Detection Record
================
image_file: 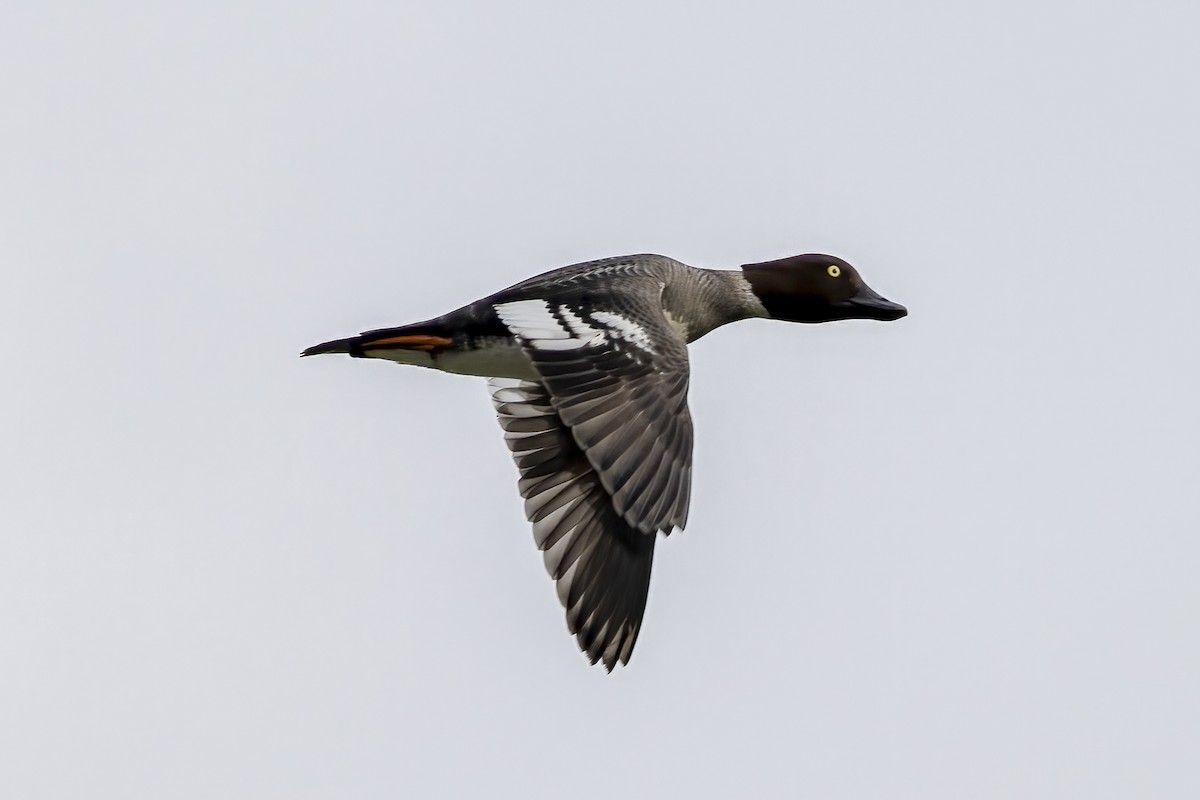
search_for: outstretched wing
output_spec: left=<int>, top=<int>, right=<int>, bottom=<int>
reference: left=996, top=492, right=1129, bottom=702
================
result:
left=493, top=287, right=693, bottom=535
left=490, top=379, right=656, bottom=669
left=488, top=280, right=693, bottom=668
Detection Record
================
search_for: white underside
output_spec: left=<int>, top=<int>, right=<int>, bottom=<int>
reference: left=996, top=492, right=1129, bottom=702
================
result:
left=363, top=338, right=540, bottom=381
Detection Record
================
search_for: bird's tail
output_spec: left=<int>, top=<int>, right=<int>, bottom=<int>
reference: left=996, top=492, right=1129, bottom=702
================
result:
left=301, top=336, right=359, bottom=357
left=301, top=324, right=454, bottom=358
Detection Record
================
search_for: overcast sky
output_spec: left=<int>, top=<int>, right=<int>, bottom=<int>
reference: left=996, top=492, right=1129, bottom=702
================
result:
left=3, top=2, right=1199, bottom=798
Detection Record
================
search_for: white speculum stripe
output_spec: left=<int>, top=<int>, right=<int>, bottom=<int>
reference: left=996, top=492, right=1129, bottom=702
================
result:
left=590, top=311, right=655, bottom=353
left=495, top=300, right=570, bottom=339
left=496, top=299, right=661, bottom=356
left=557, top=305, right=602, bottom=339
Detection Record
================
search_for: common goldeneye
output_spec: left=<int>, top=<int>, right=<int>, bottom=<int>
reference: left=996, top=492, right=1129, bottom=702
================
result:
left=304, top=253, right=906, bottom=669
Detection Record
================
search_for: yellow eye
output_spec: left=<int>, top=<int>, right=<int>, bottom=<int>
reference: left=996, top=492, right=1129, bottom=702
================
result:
left=827, top=265, right=841, bottom=278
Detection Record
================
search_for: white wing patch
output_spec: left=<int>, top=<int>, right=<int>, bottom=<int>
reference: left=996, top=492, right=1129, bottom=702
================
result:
left=557, top=305, right=601, bottom=340
left=494, top=299, right=572, bottom=342
left=495, top=299, right=612, bottom=352
left=590, top=311, right=655, bottom=354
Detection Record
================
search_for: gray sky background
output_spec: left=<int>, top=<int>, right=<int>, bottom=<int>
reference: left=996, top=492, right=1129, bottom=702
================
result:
left=3, top=2, right=1198, bottom=797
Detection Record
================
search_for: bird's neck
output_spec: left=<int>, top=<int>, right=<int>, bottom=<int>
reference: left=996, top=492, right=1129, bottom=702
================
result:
left=663, top=268, right=770, bottom=343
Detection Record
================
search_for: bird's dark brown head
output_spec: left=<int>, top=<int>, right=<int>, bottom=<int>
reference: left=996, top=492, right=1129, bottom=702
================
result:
left=741, top=254, right=907, bottom=323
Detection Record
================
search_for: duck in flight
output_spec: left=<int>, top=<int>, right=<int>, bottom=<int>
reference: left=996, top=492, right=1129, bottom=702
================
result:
left=304, top=253, right=906, bottom=670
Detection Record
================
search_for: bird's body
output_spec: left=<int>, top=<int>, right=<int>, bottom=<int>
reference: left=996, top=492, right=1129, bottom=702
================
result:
left=305, top=252, right=906, bottom=669
left=308, top=255, right=764, bottom=378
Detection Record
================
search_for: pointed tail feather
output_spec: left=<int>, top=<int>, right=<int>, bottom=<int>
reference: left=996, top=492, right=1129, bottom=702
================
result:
left=302, top=326, right=454, bottom=358
left=301, top=336, right=360, bottom=357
